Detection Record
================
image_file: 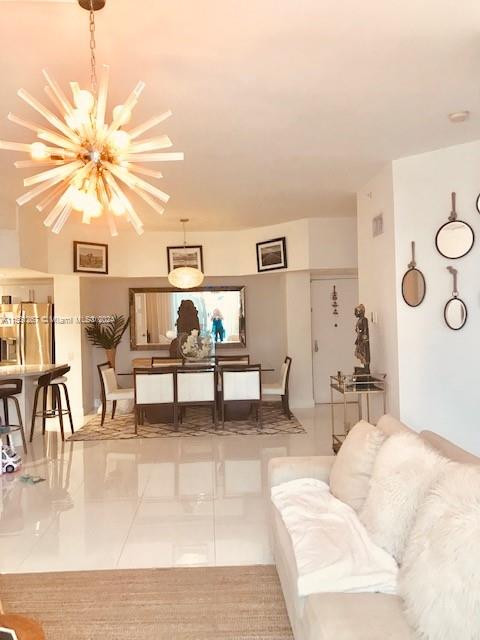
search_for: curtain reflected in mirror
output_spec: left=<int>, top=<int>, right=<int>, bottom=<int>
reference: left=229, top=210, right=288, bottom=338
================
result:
left=129, top=287, right=246, bottom=350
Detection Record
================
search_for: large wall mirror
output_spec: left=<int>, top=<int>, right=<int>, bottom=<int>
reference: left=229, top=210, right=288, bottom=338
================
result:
left=129, top=286, right=246, bottom=350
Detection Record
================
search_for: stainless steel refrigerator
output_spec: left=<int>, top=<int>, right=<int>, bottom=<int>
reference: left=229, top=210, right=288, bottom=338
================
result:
left=0, top=303, right=54, bottom=365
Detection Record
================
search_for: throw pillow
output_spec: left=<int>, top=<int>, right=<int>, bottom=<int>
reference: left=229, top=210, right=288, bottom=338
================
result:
left=399, top=463, right=480, bottom=640
left=359, top=432, right=449, bottom=563
left=329, top=420, right=386, bottom=512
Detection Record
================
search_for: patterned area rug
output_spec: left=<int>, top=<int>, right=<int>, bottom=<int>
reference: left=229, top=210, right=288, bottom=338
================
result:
left=68, top=402, right=305, bottom=441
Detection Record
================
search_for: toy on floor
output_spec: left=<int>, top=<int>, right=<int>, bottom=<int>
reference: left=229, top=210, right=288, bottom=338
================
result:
left=1, top=446, right=21, bottom=474
left=20, top=475, right=45, bottom=485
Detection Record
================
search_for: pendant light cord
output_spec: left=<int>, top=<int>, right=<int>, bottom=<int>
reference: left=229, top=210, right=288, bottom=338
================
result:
left=89, top=0, right=98, bottom=95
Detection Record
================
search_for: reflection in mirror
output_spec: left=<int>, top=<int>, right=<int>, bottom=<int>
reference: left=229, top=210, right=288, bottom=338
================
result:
left=436, top=221, right=474, bottom=259
left=402, top=269, right=426, bottom=307
left=444, top=297, right=467, bottom=331
left=130, top=287, right=246, bottom=350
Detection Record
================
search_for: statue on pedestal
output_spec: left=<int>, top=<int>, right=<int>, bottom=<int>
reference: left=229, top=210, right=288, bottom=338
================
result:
left=354, top=304, right=370, bottom=376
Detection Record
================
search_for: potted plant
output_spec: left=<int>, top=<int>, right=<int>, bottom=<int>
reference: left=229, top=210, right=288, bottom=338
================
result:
left=84, top=314, right=130, bottom=370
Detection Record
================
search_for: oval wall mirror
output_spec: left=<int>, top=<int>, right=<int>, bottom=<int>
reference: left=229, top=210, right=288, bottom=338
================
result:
left=401, top=241, right=426, bottom=307
left=444, top=267, right=467, bottom=330
left=435, top=192, right=474, bottom=259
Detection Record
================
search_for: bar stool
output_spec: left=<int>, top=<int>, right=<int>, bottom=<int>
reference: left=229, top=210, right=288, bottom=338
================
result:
left=0, top=379, right=27, bottom=453
left=29, top=365, right=74, bottom=442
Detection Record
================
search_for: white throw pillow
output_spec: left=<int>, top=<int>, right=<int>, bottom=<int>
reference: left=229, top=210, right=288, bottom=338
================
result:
left=329, top=420, right=386, bottom=512
left=399, top=463, right=480, bottom=640
left=359, top=432, right=449, bottom=563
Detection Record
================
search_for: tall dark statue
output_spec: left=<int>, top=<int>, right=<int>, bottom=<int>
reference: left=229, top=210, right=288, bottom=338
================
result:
left=354, top=304, right=370, bottom=375
left=169, top=299, right=200, bottom=357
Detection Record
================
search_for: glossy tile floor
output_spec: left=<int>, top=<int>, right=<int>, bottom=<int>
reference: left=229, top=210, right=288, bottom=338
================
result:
left=0, top=405, right=337, bottom=574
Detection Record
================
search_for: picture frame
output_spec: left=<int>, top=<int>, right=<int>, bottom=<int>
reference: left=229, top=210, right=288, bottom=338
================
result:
left=167, top=245, right=204, bottom=272
left=73, top=241, right=109, bottom=274
left=256, top=237, right=288, bottom=272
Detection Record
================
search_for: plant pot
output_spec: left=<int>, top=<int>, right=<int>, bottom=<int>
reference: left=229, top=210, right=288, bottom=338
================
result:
left=106, top=348, right=116, bottom=370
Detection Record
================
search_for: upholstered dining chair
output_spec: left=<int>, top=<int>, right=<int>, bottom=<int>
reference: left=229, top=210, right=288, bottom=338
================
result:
left=220, top=364, right=262, bottom=428
left=98, top=362, right=134, bottom=426
left=215, top=354, right=250, bottom=366
left=176, top=366, right=217, bottom=426
left=262, top=356, right=292, bottom=419
left=134, top=367, right=177, bottom=433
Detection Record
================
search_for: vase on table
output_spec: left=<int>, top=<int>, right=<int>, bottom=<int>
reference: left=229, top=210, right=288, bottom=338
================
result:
left=179, top=330, right=215, bottom=362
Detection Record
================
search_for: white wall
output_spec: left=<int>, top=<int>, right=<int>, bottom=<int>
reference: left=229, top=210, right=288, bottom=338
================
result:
left=393, top=140, right=480, bottom=453
left=356, top=165, right=400, bottom=414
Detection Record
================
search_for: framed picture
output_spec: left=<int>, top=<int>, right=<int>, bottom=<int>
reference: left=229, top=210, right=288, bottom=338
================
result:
left=167, top=245, right=204, bottom=272
left=256, top=237, right=288, bottom=272
left=73, top=241, right=108, bottom=274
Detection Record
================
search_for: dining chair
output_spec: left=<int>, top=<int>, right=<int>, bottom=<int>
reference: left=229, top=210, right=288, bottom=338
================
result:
left=98, top=362, right=134, bottom=426
left=134, top=367, right=177, bottom=433
left=176, top=366, right=217, bottom=426
left=262, top=356, right=293, bottom=419
left=220, top=364, right=262, bottom=428
left=215, top=354, right=250, bottom=366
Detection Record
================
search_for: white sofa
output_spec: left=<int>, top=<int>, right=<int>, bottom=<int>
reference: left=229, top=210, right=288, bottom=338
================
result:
left=268, top=415, right=479, bottom=640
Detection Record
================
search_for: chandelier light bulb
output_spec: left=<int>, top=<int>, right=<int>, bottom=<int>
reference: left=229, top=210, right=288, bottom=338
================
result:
left=83, top=193, right=102, bottom=218
left=74, top=89, right=95, bottom=113
left=30, top=142, right=49, bottom=160
left=70, top=187, right=87, bottom=212
left=109, top=130, right=131, bottom=152
left=110, top=194, right=126, bottom=216
left=113, top=105, right=131, bottom=126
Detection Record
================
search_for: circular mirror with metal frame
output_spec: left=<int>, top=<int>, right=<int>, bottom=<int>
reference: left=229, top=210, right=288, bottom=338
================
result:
left=444, top=266, right=467, bottom=330
left=435, top=192, right=474, bottom=259
left=401, top=241, right=426, bottom=307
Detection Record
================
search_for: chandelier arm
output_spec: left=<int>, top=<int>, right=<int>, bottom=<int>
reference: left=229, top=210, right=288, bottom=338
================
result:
left=124, top=152, right=184, bottom=163
left=97, top=178, right=119, bottom=237
left=36, top=181, right=70, bottom=212
left=128, top=111, right=172, bottom=140
left=17, top=89, right=80, bottom=143
left=104, top=82, right=146, bottom=137
left=44, top=86, right=68, bottom=118
left=8, top=112, right=70, bottom=141
left=17, top=174, right=75, bottom=206
left=43, top=186, right=76, bottom=227
left=129, top=184, right=165, bottom=216
left=37, top=131, right=85, bottom=153
left=122, top=163, right=163, bottom=180
left=42, top=69, right=74, bottom=117
left=23, top=160, right=84, bottom=188
left=102, top=172, right=144, bottom=234
left=106, top=162, right=170, bottom=203
left=51, top=203, right=73, bottom=234
left=14, top=159, right=65, bottom=169
left=128, top=135, right=173, bottom=154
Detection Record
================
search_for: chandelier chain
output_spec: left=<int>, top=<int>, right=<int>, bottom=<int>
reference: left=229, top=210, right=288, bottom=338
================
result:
left=89, top=0, right=97, bottom=95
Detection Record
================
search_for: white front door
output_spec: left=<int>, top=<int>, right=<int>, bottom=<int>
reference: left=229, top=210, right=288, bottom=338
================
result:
left=311, top=278, right=359, bottom=403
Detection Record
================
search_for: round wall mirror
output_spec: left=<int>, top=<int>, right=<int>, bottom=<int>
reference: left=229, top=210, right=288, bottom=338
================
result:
left=436, top=221, right=474, bottom=259
left=444, top=297, right=467, bottom=331
left=402, top=268, right=426, bottom=307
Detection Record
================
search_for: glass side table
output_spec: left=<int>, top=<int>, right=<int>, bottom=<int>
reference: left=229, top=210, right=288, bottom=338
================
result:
left=330, top=373, right=387, bottom=454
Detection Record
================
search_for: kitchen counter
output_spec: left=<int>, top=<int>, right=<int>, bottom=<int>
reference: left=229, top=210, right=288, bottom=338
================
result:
left=0, top=364, right=65, bottom=378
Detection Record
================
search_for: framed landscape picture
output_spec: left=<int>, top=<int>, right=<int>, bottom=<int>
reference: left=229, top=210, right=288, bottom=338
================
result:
left=73, top=241, right=109, bottom=274
left=256, top=237, right=288, bottom=272
left=167, top=245, right=204, bottom=272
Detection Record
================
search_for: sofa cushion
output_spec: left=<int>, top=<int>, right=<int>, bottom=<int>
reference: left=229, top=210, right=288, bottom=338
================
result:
left=376, top=414, right=413, bottom=437
left=399, top=463, right=480, bottom=640
left=329, top=420, right=386, bottom=511
left=359, top=432, right=449, bottom=563
left=303, top=592, right=414, bottom=640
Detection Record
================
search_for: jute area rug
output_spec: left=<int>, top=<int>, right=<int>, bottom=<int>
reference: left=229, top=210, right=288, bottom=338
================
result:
left=0, top=565, right=293, bottom=640
left=68, top=402, right=305, bottom=441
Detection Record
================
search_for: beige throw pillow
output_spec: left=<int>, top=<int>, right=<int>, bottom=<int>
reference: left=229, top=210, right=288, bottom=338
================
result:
left=329, top=420, right=386, bottom=512
left=399, top=463, right=480, bottom=639
left=359, top=432, right=449, bottom=563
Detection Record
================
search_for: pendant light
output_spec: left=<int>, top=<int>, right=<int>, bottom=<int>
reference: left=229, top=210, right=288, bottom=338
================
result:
left=0, top=0, right=183, bottom=236
left=168, top=219, right=204, bottom=289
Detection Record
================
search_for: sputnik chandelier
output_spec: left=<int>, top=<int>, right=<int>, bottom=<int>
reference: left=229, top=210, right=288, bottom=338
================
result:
left=0, top=0, right=183, bottom=236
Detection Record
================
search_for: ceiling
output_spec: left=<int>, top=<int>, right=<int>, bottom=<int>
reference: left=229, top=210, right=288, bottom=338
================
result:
left=0, top=0, right=480, bottom=230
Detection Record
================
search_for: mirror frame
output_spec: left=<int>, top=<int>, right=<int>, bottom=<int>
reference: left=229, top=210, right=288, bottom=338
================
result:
left=435, top=220, right=475, bottom=260
left=401, top=268, right=426, bottom=308
left=444, top=296, right=468, bottom=331
left=129, top=286, right=247, bottom=351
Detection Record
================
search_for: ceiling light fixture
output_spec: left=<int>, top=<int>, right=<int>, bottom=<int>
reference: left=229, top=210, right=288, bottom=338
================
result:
left=0, top=0, right=183, bottom=236
left=168, top=219, right=204, bottom=289
left=448, top=111, right=470, bottom=123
